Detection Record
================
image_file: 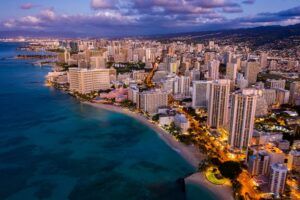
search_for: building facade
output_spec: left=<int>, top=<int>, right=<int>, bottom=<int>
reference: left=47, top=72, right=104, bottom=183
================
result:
left=229, top=89, right=257, bottom=150
left=207, top=79, right=231, bottom=129
left=68, top=68, right=112, bottom=94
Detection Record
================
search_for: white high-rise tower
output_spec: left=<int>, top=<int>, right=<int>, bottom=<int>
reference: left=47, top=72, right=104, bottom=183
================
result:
left=207, top=79, right=231, bottom=129
left=229, top=89, right=258, bottom=150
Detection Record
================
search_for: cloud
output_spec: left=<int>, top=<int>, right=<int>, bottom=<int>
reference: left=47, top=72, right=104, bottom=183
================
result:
left=242, top=0, right=255, bottom=4
left=91, top=0, right=117, bottom=9
left=236, top=6, right=300, bottom=26
left=1, top=1, right=300, bottom=36
left=20, top=3, right=38, bottom=10
left=222, top=6, right=243, bottom=13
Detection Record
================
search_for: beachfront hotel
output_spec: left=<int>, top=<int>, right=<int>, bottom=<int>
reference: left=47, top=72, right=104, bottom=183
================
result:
left=68, top=68, right=113, bottom=94
left=138, top=90, right=169, bottom=114
left=207, top=79, right=231, bottom=129
left=228, top=89, right=258, bottom=150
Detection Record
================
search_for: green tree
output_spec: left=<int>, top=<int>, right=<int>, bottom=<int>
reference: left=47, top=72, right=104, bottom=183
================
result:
left=168, top=122, right=181, bottom=136
left=219, top=161, right=242, bottom=180
left=198, top=159, right=210, bottom=172
left=152, top=114, right=159, bottom=122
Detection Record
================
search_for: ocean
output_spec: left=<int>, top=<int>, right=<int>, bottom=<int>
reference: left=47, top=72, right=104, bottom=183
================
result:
left=0, top=42, right=217, bottom=200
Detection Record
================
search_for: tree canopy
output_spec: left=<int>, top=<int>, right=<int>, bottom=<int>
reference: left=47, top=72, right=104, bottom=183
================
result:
left=218, top=161, right=242, bottom=180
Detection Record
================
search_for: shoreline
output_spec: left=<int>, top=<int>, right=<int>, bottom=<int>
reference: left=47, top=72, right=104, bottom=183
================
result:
left=83, top=101, right=204, bottom=168
left=83, top=102, right=233, bottom=200
left=185, top=173, right=234, bottom=200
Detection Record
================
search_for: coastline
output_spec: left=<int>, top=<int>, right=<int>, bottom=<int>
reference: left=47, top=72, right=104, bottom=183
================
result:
left=83, top=102, right=233, bottom=200
left=185, top=173, right=234, bottom=200
left=83, top=101, right=204, bottom=168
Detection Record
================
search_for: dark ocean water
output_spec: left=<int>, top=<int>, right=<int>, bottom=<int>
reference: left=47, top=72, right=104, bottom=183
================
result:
left=0, top=42, right=217, bottom=200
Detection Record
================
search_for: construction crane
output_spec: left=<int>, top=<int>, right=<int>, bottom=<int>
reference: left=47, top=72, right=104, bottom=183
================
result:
left=144, top=56, right=161, bottom=88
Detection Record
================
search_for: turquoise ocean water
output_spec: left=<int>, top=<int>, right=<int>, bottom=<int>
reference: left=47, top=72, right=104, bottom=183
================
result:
left=0, top=42, right=217, bottom=200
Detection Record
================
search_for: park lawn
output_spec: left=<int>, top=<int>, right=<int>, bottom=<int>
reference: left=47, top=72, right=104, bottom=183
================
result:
left=205, top=167, right=226, bottom=185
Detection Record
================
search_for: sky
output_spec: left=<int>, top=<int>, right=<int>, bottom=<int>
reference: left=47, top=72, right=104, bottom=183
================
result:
left=0, top=0, right=300, bottom=37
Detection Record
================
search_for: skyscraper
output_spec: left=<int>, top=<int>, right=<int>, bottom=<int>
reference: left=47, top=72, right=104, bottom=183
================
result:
left=192, top=81, right=211, bottom=108
left=178, top=75, right=190, bottom=97
left=208, top=60, right=220, bottom=80
left=226, top=62, right=238, bottom=81
left=245, top=61, right=260, bottom=85
left=229, top=89, right=257, bottom=150
left=139, top=90, right=169, bottom=114
left=207, top=79, right=231, bottom=129
left=90, top=56, right=106, bottom=69
left=260, top=52, right=268, bottom=69
left=269, top=163, right=287, bottom=197
left=68, top=68, right=112, bottom=94
left=287, top=149, right=300, bottom=172
left=290, top=81, right=300, bottom=105
left=248, top=150, right=270, bottom=176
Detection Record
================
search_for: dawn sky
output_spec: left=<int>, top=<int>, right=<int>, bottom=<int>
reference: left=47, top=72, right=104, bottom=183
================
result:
left=0, top=0, right=300, bottom=37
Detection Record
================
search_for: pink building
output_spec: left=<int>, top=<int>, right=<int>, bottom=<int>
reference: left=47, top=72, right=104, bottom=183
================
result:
left=99, top=87, right=128, bottom=102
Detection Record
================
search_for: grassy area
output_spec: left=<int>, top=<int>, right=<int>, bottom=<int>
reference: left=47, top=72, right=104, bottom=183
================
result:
left=205, top=167, right=226, bottom=185
left=108, top=62, right=146, bottom=74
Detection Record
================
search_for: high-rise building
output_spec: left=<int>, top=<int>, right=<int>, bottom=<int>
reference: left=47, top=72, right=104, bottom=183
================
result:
left=275, top=89, right=290, bottom=105
left=262, top=89, right=277, bottom=106
left=255, top=90, right=268, bottom=117
left=226, top=62, right=237, bottom=81
left=260, top=52, right=268, bottom=69
left=289, top=81, right=300, bottom=105
left=190, top=69, right=201, bottom=81
left=232, top=57, right=241, bottom=71
left=68, top=68, right=112, bottom=94
left=208, top=60, right=220, bottom=80
left=178, top=75, right=190, bottom=97
left=58, top=50, right=70, bottom=63
left=236, top=73, right=249, bottom=89
left=139, top=90, right=168, bottom=114
left=192, top=81, right=211, bottom=108
left=90, top=56, right=106, bottom=69
left=128, top=85, right=139, bottom=104
left=208, top=41, right=215, bottom=49
left=207, top=79, right=230, bottom=129
left=267, top=79, right=286, bottom=90
left=248, top=150, right=270, bottom=176
left=245, top=61, right=260, bottom=85
left=269, top=163, right=287, bottom=197
left=287, top=150, right=300, bottom=172
left=224, top=52, right=232, bottom=64
left=229, top=89, right=257, bottom=150
left=168, top=61, right=179, bottom=74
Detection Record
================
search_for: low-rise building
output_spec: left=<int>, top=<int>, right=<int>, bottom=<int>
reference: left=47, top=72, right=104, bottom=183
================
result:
left=174, top=114, right=190, bottom=132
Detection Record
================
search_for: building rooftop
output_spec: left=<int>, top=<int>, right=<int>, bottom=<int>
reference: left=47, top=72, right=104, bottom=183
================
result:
left=271, top=163, right=287, bottom=171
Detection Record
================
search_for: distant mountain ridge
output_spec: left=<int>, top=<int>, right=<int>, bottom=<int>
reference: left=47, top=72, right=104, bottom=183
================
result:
left=151, top=23, right=300, bottom=50
left=1, top=23, right=300, bottom=50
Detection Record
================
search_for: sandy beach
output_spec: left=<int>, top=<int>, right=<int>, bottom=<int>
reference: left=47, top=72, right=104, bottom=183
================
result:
left=83, top=102, right=233, bottom=200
